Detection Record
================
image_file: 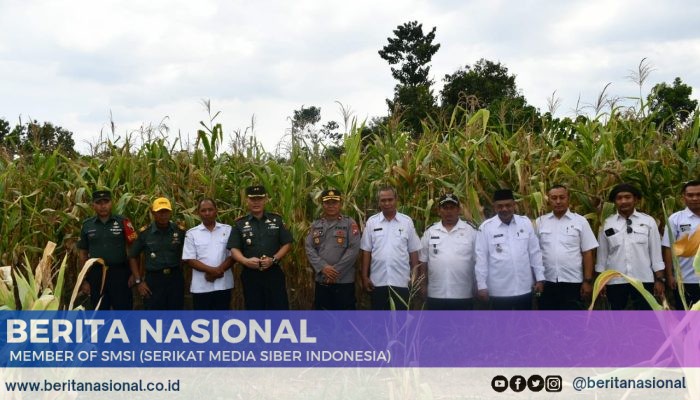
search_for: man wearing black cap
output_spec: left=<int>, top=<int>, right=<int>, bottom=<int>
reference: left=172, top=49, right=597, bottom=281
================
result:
left=305, top=189, right=361, bottom=310
left=596, top=183, right=665, bottom=310
left=128, top=197, right=186, bottom=310
left=475, top=189, right=545, bottom=310
left=418, top=193, right=478, bottom=310
left=77, top=190, right=138, bottom=310
left=228, top=185, right=293, bottom=310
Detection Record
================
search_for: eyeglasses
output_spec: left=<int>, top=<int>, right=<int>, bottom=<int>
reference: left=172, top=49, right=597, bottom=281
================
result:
left=626, top=218, right=632, bottom=234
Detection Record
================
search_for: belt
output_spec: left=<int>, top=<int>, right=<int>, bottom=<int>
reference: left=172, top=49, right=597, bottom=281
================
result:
left=147, top=267, right=180, bottom=275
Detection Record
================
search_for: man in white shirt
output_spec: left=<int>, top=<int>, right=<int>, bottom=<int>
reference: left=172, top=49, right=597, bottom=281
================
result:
left=535, top=185, right=598, bottom=309
left=361, top=186, right=421, bottom=310
left=596, top=183, right=665, bottom=310
left=475, top=189, right=545, bottom=310
left=182, top=198, right=234, bottom=310
left=419, top=193, right=477, bottom=310
left=662, top=180, right=700, bottom=308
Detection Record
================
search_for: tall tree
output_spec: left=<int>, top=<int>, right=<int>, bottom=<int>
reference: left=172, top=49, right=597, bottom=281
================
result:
left=440, top=58, right=540, bottom=131
left=647, top=77, right=698, bottom=133
left=379, top=21, right=440, bottom=136
left=0, top=119, right=77, bottom=157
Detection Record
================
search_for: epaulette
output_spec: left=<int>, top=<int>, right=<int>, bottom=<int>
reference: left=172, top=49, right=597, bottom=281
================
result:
left=176, top=220, right=186, bottom=231
left=139, top=225, right=148, bottom=233
left=462, top=218, right=478, bottom=230
left=235, top=215, right=247, bottom=222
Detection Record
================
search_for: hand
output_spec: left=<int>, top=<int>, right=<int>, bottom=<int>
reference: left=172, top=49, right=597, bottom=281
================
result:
left=205, top=266, right=224, bottom=282
left=246, top=257, right=262, bottom=270
left=580, top=281, right=593, bottom=302
left=260, top=256, right=275, bottom=269
left=653, top=281, right=665, bottom=299
left=361, top=276, right=374, bottom=292
left=533, top=281, right=544, bottom=296
left=477, top=289, right=489, bottom=302
left=321, top=266, right=339, bottom=284
left=667, top=275, right=677, bottom=291
left=79, top=281, right=91, bottom=296
left=137, top=281, right=152, bottom=298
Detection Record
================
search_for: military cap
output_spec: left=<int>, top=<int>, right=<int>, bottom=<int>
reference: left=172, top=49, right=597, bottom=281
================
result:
left=438, top=193, right=460, bottom=206
left=246, top=185, right=267, bottom=197
left=92, top=190, right=111, bottom=202
left=493, top=189, right=515, bottom=201
left=152, top=197, right=172, bottom=212
left=321, top=189, right=342, bottom=202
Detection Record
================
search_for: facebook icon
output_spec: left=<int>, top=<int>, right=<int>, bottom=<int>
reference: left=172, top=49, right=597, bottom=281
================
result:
left=509, top=375, right=526, bottom=392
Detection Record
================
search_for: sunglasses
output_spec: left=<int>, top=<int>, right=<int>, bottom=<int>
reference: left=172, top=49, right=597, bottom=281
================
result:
left=626, top=218, right=632, bottom=234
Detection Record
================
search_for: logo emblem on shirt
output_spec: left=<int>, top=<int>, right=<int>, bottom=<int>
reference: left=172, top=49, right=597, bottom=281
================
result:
left=150, top=252, right=156, bottom=259
left=246, top=238, right=252, bottom=245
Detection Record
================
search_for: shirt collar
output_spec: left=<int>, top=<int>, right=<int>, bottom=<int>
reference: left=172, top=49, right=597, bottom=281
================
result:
left=546, top=209, right=573, bottom=220
left=616, top=209, right=640, bottom=221
left=149, top=221, right=174, bottom=234
left=682, top=207, right=700, bottom=219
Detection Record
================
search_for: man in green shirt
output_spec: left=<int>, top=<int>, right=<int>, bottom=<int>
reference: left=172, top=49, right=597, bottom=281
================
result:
left=77, top=190, right=138, bottom=310
left=228, top=185, right=293, bottom=310
left=129, top=197, right=186, bottom=310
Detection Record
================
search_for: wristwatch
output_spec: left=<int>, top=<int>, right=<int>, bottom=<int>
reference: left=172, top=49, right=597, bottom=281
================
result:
left=134, top=278, right=142, bottom=285
left=655, top=276, right=666, bottom=284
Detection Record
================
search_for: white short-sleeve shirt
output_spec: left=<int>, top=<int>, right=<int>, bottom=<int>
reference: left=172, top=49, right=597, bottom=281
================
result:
left=419, top=219, right=477, bottom=299
left=182, top=222, right=234, bottom=293
left=535, top=210, right=598, bottom=283
left=360, top=212, right=421, bottom=287
left=662, top=208, right=700, bottom=284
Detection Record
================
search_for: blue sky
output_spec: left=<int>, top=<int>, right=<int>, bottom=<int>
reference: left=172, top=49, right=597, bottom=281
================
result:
left=1, top=0, right=698, bottom=153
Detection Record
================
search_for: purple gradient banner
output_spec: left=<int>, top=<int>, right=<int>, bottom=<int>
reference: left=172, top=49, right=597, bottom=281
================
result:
left=1, top=311, right=698, bottom=368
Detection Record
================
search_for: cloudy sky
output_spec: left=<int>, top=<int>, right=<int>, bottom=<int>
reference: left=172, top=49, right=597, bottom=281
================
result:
left=1, top=0, right=698, bottom=153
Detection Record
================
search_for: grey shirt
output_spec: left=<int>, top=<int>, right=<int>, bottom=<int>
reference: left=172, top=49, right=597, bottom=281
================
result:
left=305, top=215, right=361, bottom=283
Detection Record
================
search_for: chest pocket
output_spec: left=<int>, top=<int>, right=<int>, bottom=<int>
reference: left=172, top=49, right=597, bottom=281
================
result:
left=537, top=229, right=552, bottom=248
left=631, top=226, right=649, bottom=245
left=606, top=231, right=623, bottom=250
left=146, top=239, right=164, bottom=252
left=334, top=228, right=348, bottom=248
left=561, top=228, right=580, bottom=249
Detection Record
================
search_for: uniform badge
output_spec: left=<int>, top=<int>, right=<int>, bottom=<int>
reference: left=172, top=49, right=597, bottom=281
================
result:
left=245, top=221, right=250, bottom=226
left=337, top=237, right=345, bottom=245
left=246, top=238, right=252, bottom=245
left=173, top=233, right=178, bottom=238
left=314, top=237, right=320, bottom=245
left=150, top=252, right=156, bottom=259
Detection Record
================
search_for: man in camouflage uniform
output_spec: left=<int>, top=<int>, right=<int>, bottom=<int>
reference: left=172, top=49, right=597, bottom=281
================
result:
left=128, top=197, right=186, bottom=310
left=77, top=190, right=138, bottom=310
left=228, top=185, right=293, bottom=310
left=305, top=189, right=361, bottom=310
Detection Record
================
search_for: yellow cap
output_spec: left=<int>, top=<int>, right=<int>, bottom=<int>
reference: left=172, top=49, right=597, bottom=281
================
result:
left=152, top=197, right=172, bottom=212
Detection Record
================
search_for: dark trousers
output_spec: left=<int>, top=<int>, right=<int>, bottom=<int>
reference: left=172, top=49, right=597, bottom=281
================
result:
left=606, top=283, right=656, bottom=310
left=490, top=293, right=532, bottom=310
left=88, top=265, right=132, bottom=310
left=425, top=297, right=474, bottom=310
left=371, top=286, right=410, bottom=310
left=314, top=282, right=356, bottom=310
left=192, top=289, right=232, bottom=310
left=144, top=268, right=184, bottom=310
left=241, top=265, right=289, bottom=310
left=538, top=281, right=585, bottom=310
left=673, top=283, right=700, bottom=309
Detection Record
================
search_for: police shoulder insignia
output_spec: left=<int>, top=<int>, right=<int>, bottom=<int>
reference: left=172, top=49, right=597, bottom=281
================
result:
left=139, top=225, right=148, bottom=233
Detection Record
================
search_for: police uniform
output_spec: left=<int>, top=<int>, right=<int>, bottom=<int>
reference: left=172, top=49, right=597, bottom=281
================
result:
left=662, top=207, right=700, bottom=307
left=130, top=221, right=186, bottom=310
left=76, top=191, right=137, bottom=310
left=419, top=218, right=477, bottom=310
left=305, top=189, right=361, bottom=310
left=228, top=206, right=293, bottom=310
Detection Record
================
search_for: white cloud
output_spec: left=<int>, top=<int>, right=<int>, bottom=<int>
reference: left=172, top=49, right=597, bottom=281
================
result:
left=0, top=0, right=698, bottom=153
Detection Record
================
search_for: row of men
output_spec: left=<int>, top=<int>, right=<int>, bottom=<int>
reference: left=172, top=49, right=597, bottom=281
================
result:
left=76, top=180, right=700, bottom=310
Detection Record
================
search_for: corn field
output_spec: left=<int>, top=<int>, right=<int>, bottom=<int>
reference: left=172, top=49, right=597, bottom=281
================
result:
left=1, top=106, right=699, bottom=309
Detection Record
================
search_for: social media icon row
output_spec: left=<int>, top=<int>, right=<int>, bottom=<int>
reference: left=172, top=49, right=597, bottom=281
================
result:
left=491, top=375, right=562, bottom=392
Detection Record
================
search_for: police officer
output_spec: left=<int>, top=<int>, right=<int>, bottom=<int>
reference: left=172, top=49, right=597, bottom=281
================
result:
left=418, top=193, right=477, bottom=310
left=305, top=189, right=361, bottom=310
left=128, top=197, right=186, bottom=310
left=77, top=190, right=138, bottom=310
left=535, top=185, right=598, bottom=309
left=228, top=185, right=293, bottom=310
left=475, top=189, right=545, bottom=310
